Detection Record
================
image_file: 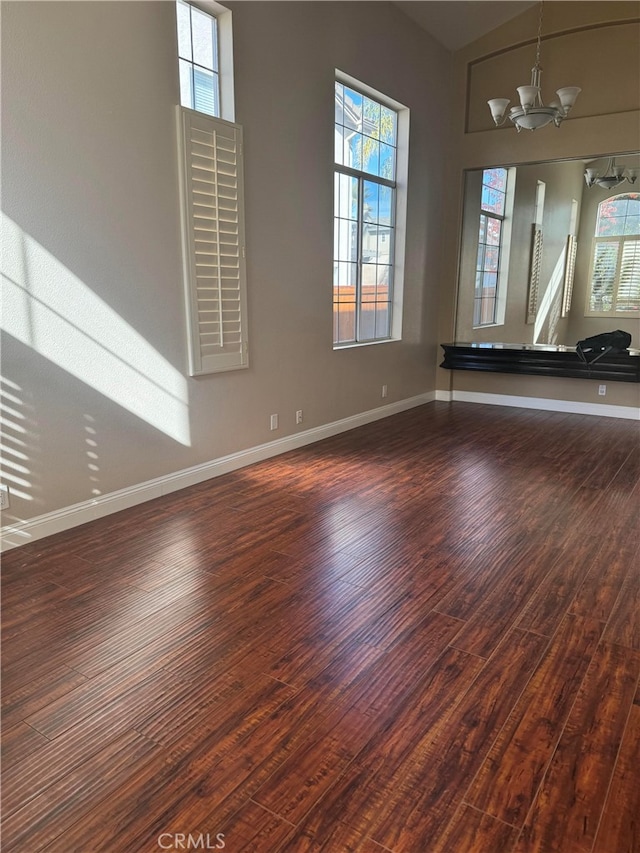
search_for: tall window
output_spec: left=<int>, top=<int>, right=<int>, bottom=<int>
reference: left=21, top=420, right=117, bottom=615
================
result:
left=176, top=1, right=220, bottom=117
left=474, top=168, right=508, bottom=327
left=334, top=81, right=399, bottom=346
left=586, top=193, right=640, bottom=316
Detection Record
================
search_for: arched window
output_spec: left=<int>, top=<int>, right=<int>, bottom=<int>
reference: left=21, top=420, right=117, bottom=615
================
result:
left=587, top=193, right=640, bottom=315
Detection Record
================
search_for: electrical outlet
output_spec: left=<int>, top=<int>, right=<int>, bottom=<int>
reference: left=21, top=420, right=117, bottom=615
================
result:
left=0, top=484, right=10, bottom=510
left=270, top=414, right=278, bottom=430
left=296, top=410, right=303, bottom=425
left=598, top=384, right=606, bottom=396
left=381, top=384, right=388, bottom=398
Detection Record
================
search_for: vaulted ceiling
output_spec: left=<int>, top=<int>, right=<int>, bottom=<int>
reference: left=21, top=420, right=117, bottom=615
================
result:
left=393, top=1, right=537, bottom=51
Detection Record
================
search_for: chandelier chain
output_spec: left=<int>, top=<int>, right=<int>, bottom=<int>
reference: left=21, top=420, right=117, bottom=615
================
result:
left=535, top=0, right=544, bottom=69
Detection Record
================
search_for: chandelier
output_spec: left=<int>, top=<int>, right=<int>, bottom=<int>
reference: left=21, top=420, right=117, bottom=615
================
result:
left=584, top=157, right=638, bottom=189
left=487, top=1, right=581, bottom=132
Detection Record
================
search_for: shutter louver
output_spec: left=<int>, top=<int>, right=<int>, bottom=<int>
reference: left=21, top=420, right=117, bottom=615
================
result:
left=178, top=107, right=248, bottom=375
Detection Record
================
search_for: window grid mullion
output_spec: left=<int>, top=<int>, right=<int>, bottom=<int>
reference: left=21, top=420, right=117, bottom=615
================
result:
left=188, top=1, right=195, bottom=110
left=481, top=208, right=506, bottom=223
left=189, top=3, right=195, bottom=109
left=336, top=163, right=396, bottom=191
left=493, top=217, right=503, bottom=324
left=356, top=176, right=364, bottom=342
left=191, top=59, right=218, bottom=76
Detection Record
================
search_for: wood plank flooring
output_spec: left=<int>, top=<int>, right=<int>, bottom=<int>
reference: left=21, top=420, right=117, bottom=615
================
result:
left=2, top=401, right=639, bottom=853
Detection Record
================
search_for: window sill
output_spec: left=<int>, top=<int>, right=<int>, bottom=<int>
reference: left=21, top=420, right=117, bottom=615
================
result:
left=584, top=313, right=640, bottom=319
left=333, top=337, right=397, bottom=351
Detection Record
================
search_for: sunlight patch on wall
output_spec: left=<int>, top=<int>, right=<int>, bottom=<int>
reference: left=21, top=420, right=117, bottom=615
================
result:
left=534, top=247, right=566, bottom=345
left=1, top=214, right=191, bottom=446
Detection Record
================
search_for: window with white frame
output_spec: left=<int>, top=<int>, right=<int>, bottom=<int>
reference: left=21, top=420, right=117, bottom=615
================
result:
left=177, top=0, right=220, bottom=116
left=176, top=2, right=247, bottom=375
left=474, top=168, right=509, bottom=327
left=586, top=193, right=640, bottom=316
left=333, top=78, right=407, bottom=347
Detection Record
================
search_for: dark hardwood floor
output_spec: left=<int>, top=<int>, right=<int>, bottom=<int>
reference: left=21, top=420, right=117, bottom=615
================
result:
left=2, top=401, right=639, bottom=853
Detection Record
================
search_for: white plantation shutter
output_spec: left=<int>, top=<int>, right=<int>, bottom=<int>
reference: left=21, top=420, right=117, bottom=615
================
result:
left=588, top=237, right=640, bottom=314
left=589, top=240, right=618, bottom=312
left=617, top=239, right=640, bottom=311
left=561, top=234, right=577, bottom=318
left=178, top=107, right=248, bottom=375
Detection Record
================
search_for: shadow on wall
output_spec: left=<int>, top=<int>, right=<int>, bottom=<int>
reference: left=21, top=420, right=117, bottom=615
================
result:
left=0, top=337, right=198, bottom=532
left=0, top=374, right=40, bottom=506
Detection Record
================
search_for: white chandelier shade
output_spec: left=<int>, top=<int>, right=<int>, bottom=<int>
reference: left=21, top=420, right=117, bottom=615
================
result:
left=487, top=2, right=581, bottom=132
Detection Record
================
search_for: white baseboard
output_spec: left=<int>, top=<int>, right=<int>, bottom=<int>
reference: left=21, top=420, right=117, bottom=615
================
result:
left=448, top=390, right=640, bottom=420
left=1, top=392, right=434, bottom=552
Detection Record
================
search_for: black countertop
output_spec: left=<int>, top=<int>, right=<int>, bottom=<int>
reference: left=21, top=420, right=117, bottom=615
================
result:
left=440, top=342, right=640, bottom=382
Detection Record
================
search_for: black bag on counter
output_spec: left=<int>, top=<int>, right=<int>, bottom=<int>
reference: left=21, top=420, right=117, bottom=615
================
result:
left=576, top=330, right=632, bottom=364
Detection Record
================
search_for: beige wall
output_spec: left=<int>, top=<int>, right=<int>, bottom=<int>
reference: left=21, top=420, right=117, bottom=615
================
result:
left=437, top=1, right=640, bottom=404
left=452, top=371, right=640, bottom=410
left=1, top=1, right=452, bottom=522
